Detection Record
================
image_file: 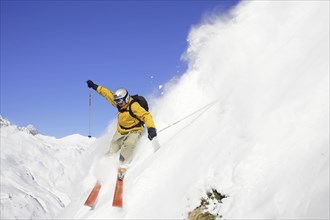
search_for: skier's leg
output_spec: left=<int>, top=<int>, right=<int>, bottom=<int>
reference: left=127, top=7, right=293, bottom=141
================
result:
left=118, top=131, right=141, bottom=174
left=105, top=131, right=124, bottom=156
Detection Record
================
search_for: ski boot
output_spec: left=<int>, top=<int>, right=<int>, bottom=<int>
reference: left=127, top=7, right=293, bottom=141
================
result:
left=117, top=167, right=127, bottom=180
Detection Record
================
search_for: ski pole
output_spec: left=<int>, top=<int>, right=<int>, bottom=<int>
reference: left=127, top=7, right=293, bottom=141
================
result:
left=158, top=99, right=218, bottom=134
left=88, top=89, right=92, bottom=138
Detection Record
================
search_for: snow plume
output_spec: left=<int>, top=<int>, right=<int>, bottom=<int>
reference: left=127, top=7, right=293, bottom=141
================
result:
left=138, top=1, right=329, bottom=219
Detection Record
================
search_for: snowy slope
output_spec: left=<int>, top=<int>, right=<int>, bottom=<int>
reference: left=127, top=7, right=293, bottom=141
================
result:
left=0, top=116, right=96, bottom=219
left=61, top=1, right=329, bottom=219
left=1, top=1, right=329, bottom=219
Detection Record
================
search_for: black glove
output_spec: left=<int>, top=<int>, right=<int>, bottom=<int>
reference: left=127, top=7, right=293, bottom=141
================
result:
left=86, top=80, right=98, bottom=90
left=148, top=127, right=157, bottom=140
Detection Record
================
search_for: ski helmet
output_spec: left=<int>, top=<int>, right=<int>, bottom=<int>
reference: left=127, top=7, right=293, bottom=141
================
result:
left=114, top=88, right=130, bottom=105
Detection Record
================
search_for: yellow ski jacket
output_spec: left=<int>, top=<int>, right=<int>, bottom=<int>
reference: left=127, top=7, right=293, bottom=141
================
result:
left=97, top=86, right=156, bottom=134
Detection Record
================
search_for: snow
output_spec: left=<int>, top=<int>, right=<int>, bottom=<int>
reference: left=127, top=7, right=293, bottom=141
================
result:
left=0, top=116, right=96, bottom=219
left=1, top=1, right=329, bottom=219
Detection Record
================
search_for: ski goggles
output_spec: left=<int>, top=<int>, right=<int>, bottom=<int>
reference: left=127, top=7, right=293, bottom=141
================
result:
left=114, top=98, right=125, bottom=105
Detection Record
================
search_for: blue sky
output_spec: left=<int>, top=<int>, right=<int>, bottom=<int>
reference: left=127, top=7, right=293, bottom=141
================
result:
left=1, top=0, right=239, bottom=138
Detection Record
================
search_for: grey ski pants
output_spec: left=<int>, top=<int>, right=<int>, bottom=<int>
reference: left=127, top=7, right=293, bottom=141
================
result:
left=106, top=130, right=141, bottom=167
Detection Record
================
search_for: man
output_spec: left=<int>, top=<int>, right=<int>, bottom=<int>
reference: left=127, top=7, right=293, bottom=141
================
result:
left=86, top=80, right=157, bottom=179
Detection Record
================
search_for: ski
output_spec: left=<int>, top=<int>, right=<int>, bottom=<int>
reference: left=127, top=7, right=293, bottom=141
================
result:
left=84, top=181, right=102, bottom=208
left=112, top=171, right=125, bottom=207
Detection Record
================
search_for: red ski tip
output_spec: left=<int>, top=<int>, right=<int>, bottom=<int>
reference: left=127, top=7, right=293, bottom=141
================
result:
left=112, top=178, right=124, bottom=207
left=84, top=182, right=102, bottom=208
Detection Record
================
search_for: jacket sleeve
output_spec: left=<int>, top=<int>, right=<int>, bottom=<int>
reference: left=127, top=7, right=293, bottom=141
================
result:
left=131, top=102, right=156, bottom=129
left=96, top=86, right=117, bottom=107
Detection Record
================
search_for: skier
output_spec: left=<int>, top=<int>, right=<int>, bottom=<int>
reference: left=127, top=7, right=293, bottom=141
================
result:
left=86, top=80, right=157, bottom=179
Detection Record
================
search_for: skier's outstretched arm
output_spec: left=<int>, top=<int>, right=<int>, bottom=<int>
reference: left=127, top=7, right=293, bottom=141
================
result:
left=86, top=80, right=116, bottom=107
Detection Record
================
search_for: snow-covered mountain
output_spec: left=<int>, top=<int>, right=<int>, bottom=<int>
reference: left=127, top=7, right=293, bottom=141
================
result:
left=0, top=116, right=96, bottom=219
left=1, top=1, right=329, bottom=219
